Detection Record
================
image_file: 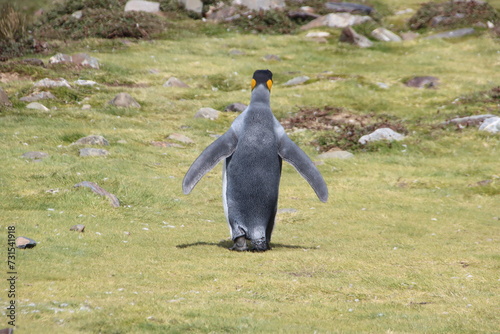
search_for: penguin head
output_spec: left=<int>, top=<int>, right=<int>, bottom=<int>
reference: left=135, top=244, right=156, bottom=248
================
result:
left=251, top=70, right=273, bottom=92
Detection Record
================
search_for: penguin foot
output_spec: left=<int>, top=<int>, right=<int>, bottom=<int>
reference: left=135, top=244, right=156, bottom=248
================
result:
left=251, top=238, right=269, bottom=252
left=229, top=236, right=249, bottom=251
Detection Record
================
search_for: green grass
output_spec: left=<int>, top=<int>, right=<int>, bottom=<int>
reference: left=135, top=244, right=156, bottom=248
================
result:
left=1, top=9, right=499, bottom=334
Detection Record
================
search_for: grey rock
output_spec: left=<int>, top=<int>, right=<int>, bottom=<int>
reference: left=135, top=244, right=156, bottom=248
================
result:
left=179, top=0, right=203, bottom=14
left=79, top=148, right=109, bottom=157
left=424, top=28, right=475, bottom=40
left=371, top=28, right=402, bottom=42
left=74, top=79, right=98, bottom=86
left=34, top=78, right=71, bottom=88
left=167, top=133, right=194, bottom=144
left=400, top=32, right=419, bottom=41
left=49, top=53, right=72, bottom=65
left=443, top=114, right=496, bottom=126
left=206, top=5, right=240, bottom=22
left=359, top=128, right=405, bottom=145
left=124, top=0, right=160, bottom=13
left=0, top=88, right=12, bottom=107
left=71, top=53, right=100, bottom=69
left=21, top=151, right=49, bottom=160
left=16, top=236, right=37, bottom=249
left=301, top=13, right=372, bottom=30
left=109, top=93, right=141, bottom=108
left=163, top=77, right=190, bottom=88
left=318, top=150, right=354, bottom=159
left=340, top=27, right=373, bottom=48
left=277, top=208, right=298, bottom=214
left=283, top=76, right=310, bottom=86
left=478, top=116, right=500, bottom=133
left=325, top=2, right=373, bottom=15
left=151, top=141, right=184, bottom=148
left=405, top=76, right=439, bottom=88
left=72, top=10, right=83, bottom=19
left=233, top=0, right=285, bottom=11
left=20, top=91, right=55, bottom=102
left=74, top=181, right=120, bottom=207
left=20, top=58, right=45, bottom=67
left=195, top=107, right=219, bottom=120
left=82, top=104, right=92, bottom=110
left=263, top=54, right=281, bottom=61
left=73, top=135, right=109, bottom=146
left=224, top=103, right=247, bottom=112
left=26, top=102, right=49, bottom=111
left=70, top=224, right=85, bottom=232
left=376, top=82, right=389, bottom=89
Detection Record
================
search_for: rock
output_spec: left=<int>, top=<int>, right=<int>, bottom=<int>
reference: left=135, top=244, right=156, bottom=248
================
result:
left=34, top=78, right=71, bottom=88
left=124, top=0, right=160, bottom=13
left=325, top=2, right=373, bottom=15
left=151, top=141, right=184, bottom=148
left=163, top=77, right=190, bottom=88
left=0, top=87, right=12, bottom=107
left=233, top=0, right=285, bottom=11
left=288, top=10, right=320, bottom=21
left=16, top=236, right=37, bottom=249
left=82, top=104, right=91, bottom=110
left=376, top=82, right=389, bottom=89
left=73, top=135, right=109, bottom=146
left=72, top=10, right=83, bottom=19
left=74, top=181, right=120, bottom=207
left=424, top=28, right=475, bottom=40
left=21, top=151, right=49, bottom=160
left=20, top=58, right=45, bottom=67
left=71, top=53, right=100, bottom=69
left=442, top=114, right=496, bottom=126
left=263, top=54, right=281, bottom=61
left=359, top=128, right=405, bottom=145
left=178, top=0, right=203, bottom=15
left=371, top=28, right=402, bottom=42
left=228, top=49, right=245, bottom=56
left=26, top=102, right=49, bottom=111
left=109, top=93, right=141, bottom=108
left=79, top=148, right=109, bottom=157
left=400, top=32, right=419, bottom=41
left=74, top=79, right=98, bottom=86
left=301, top=13, right=372, bottom=30
left=277, top=208, right=298, bottom=214
left=305, top=31, right=330, bottom=38
left=405, top=76, right=439, bottom=88
left=49, top=53, right=72, bottom=65
left=317, top=150, right=354, bottom=159
left=167, top=133, right=194, bottom=144
left=20, top=91, right=55, bottom=102
left=395, top=8, right=414, bottom=15
left=340, top=27, right=373, bottom=48
left=195, top=107, right=219, bottom=120
left=206, top=5, right=240, bottom=22
left=224, top=103, right=247, bottom=112
left=283, top=76, right=310, bottom=86
left=70, top=224, right=85, bottom=232
left=478, top=116, right=500, bottom=133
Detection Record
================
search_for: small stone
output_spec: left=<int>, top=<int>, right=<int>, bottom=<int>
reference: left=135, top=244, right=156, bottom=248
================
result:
left=74, top=181, right=120, bottom=207
left=82, top=104, right=91, bottom=110
left=124, top=0, right=161, bottom=13
left=79, top=148, right=109, bottom=157
left=26, top=102, right=49, bottom=111
left=21, top=151, right=49, bottom=160
left=20, top=91, right=55, bottom=102
left=442, top=114, right=496, bottom=126
left=0, top=87, right=12, bottom=106
left=71, top=53, right=100, bottom=69
left=70, top=224, right=85, bottom=232
left=71, top=10, right=83, bottom=19
left=325, top=2, right=373, bottom=15
left=49, top=53, right=72, bottom=65
left=318, top=150, right=354, bottom=159
left=109, top=93, right=141, bottom=108
left=400, top=32, right=419, bottom=41
left=479, top=116, right=500, bottom=133
left=195, top=107, right=219, bottom=120
left=371, top=28, right=402, bottom=42
left=73, top=135, right=109, bottom=146
left=405, top=76, right=439, bottom=89
left=16, top=236, right=37, bottom=249
left=233, top=0, right=285, bottom=11
left=359, top=128, right=405, bottom=145
left=305, top=31, right=330, bottom=38
left=301, top=13, right=372, bottom=30
left=167, top=133, right=194, bottom=144
left=34, top=78, right=71, bottom=88
left=263, top=54, right=281, bottom=61
left=224, top=103, right=247, bottom=112
left=163, top=77, right=190, bottom=88
left=424, top=28, right=475, bottom=40
left=277, top=208, right=298, bottom=214
left=376, top=82, right=389, bottom=89
left=20, top=58, right=45, bottom=67
left=150, top=141, right=184, bottom=148
left=74, top=79, right=98, bottom=86
left=283, top=76, right=310, bottom=86
left=340, top=26, right=373, bottom=48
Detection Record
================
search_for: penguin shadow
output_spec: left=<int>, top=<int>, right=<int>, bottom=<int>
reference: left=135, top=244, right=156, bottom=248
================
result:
left=176, top=240, right=318, bottom=251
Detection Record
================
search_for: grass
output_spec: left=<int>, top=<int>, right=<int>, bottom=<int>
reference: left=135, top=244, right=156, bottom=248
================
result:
left=1, top=6, right=499, bottom=334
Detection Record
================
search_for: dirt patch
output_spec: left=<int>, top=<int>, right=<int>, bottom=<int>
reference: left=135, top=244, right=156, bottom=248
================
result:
left=281, top=106, right=407, bottom=152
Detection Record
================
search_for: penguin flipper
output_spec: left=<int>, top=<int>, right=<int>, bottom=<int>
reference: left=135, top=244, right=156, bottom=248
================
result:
left=278, top=135, right=328, bottom=202
left=182, top=129, right=238, bottom=195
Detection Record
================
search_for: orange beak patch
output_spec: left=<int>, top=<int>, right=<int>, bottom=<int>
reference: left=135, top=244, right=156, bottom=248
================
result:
left=267, top=79, right=273, bottom=91
left=251, top=78, right=257, bottom=90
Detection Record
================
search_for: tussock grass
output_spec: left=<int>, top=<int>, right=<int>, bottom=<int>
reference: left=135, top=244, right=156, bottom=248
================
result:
left=1, top=9, right=499, bottom=334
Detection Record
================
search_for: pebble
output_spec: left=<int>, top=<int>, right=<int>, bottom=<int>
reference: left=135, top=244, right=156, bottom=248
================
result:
left=70, top=224, right=85, bottom=232
left=16, top=236, right=37, bottom=249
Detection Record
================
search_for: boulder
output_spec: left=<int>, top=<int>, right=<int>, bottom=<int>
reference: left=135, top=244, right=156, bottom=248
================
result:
left=233, top=0, right=285, bottom=11
left=0, top=88, right=12, bottom=107
left=325, top=2, right=373, bottom=15
left=359, top=128, right=405, bottom=145
left=339, top=27, right=373, bottom=48
left=26, top=102, right=49, bottom=111
left=301, top=13, right=372, bottom=30
left=283, top=76, right=310, bottom=86
left=479, top=116, right=500, bottom=133
left=424, top=28, right=475, bottom=40
left=20, top=91, right=55, bottom=102
left=405, top=76, right=439, bottom=88
left=195, top=107, right=219, bottom=120
left=178, top=0, right=203, bottom=15
left=124, top=0, right=161, bottom=13
left=16, top=236, right=37, bottom=249
left=79, top=148, right=109, bottom=157
left=163, top=77, right=190, bottom=88
left=73, top=135, right=109, bottom=146
left=34, top=78, right=71, bottom=88
left=371, top=28, right=402, bottom=42
left=109, top=93, right=141, bottom=108
left=224, top=103, right=247, bottom=112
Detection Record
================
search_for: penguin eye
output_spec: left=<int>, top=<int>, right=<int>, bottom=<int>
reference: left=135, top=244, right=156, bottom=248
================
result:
left=266, top=79, right=273, bottom=91
left=251, top=79, right=257, bottom=90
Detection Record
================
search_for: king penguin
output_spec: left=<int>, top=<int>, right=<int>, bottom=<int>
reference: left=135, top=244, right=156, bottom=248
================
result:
left=182, top=70, right=328, bottom=251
